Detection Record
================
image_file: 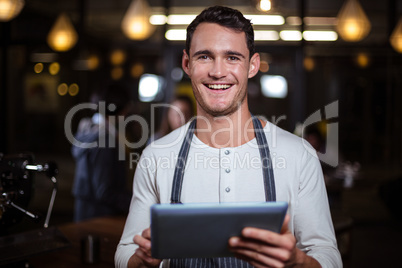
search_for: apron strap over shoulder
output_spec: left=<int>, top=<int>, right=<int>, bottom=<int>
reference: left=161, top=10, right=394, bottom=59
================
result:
left=171, top=119, right=197, bottom=204
left=170, top=115, right=276, bottom=203
left=252, top=115, right=276, bottom=202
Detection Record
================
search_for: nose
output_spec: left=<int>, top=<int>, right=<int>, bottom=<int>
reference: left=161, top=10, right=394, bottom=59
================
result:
left=209, top=58, right=227, bottom=78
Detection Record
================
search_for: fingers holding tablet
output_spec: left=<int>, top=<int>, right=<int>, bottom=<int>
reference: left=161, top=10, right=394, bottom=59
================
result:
left=228, top=215, right=299, bottom=267
left=133, top=228, right=162, bottom=267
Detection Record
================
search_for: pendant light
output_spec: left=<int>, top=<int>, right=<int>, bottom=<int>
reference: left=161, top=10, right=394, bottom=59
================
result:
left=256, top=0, right=272, bottom=12
left=390, top=18, right=402, bottom=53
left=47, top=13, right=78, bottom=52
left=336, top=0, right=371, bottom=42
left=0, top=0, right=24, bottom=22
left=121, top=0, right=155, bottom=40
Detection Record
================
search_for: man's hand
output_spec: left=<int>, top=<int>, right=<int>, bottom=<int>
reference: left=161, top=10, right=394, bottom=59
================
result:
left=228, top=215, right=321, bottom=268
left=128, top=228, right=161, bottom=268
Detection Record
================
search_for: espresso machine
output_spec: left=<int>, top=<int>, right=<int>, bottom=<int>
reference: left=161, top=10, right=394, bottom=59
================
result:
left=0, top=153, right=70, bottom=266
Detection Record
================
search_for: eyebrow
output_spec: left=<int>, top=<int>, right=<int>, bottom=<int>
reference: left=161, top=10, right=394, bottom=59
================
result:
left=192, top=50, right=211, bottom=57
left=225, top=50, right=246, bottom=59
left=192, top=50, right=246, bottom=59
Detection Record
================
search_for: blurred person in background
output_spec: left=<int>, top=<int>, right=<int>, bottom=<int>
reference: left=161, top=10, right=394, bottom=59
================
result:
left=147, top=95, right=195, bottom=144
left=71, top=84, right=133, bottom=222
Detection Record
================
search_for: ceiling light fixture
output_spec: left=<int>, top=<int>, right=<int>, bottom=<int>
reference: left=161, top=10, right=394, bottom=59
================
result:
left=167, top=14, right=196, bottom=25
left=165, top=29, right=186, bottom=41
left=254, top=30, right=279, bottom=41
left=390, top=17, right=402, bottom=53
left=280, top=30, right=302, bottom=41
left=47, top=13, right=78, bottom=52
left=165, top=29, right=338, bottom=42
left=0, top=0, right=24, bottom=22
left=151, top=14, right=284, bottom=26
left=286, top=16, right=337, bottom=26
left=356, top=52, right=370, bottom=68
left=286, top=16, right=302, bottom=26
left=245, top=14, right=284, bottom=25
left=336, top=0, right=371, bottom=42
left=256, top=0, right=272, bottom=12
left=304, top=17, right=338, bottom=26
left=149, top=14, right=167, bottom=25
left=49, top=62, right=60, bottom=75
left=110, top=49, right=126, bottom=66
left=303, top=57, right=315, bottom=71
left=303, top=31, right=338, bottom=41
left=121, top=0, right=155, bottom=40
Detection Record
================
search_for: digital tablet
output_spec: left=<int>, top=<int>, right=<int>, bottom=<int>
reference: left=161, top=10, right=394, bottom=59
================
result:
left=150, top=201, right=288, bottom=259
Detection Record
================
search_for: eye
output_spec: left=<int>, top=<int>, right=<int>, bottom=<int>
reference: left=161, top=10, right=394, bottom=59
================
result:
left=198, top=55, right=210, bottom=60
left=228, top=56, right=240, bottom=61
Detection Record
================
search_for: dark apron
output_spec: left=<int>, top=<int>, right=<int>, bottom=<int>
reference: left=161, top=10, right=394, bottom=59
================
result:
left=170, top=115, right=276, bottom=268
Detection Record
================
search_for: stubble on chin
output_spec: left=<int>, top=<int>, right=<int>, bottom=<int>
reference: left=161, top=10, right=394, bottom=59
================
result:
left=193, top=83, right=248, bottom=118
left=199, top=99, right=245, bottom=118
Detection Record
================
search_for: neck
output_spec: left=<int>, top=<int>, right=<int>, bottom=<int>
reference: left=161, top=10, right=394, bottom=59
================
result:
left=195, top=107, right=257, bottom=148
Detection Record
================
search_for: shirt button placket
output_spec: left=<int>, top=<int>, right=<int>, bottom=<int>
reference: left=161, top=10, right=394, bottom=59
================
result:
left=221, top=149, right=234, bottom=202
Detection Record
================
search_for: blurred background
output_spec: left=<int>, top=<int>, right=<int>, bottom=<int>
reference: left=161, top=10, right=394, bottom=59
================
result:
left=1, top=0, right=402, bottom=267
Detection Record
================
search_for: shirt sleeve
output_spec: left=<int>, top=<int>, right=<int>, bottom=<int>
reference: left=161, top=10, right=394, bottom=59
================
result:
left=115, top=149, right=159, bottom=268
left=293, top=147, right=343, bottom=268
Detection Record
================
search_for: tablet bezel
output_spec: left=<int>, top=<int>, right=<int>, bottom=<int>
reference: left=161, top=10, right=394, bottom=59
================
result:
left=150, top=201, right=288, bottom=259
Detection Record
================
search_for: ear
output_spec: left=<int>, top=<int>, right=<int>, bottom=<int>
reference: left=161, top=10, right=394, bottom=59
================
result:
left=248, top=53, right=260, bottom=79
left=182, top=49, right=191, bottom=76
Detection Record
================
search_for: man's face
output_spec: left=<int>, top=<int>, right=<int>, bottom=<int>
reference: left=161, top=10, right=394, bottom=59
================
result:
left=182, top=23, right=260, bottom=118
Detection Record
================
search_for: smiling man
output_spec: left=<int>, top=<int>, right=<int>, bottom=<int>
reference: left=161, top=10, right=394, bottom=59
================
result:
left=185, top=22, right=254, bottom=120
left=115, top=6, right=342, bottom=268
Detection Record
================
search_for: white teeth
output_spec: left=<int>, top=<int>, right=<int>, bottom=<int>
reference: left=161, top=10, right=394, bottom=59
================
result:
left=207, top=84, right=231, bottom=89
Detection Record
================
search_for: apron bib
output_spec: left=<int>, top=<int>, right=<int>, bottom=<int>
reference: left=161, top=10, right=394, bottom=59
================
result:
left=170, top=115, right=276, bottom=267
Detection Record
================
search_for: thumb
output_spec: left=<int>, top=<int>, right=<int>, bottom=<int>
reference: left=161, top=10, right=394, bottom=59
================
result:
left=280, top=214, right=290, bottom=234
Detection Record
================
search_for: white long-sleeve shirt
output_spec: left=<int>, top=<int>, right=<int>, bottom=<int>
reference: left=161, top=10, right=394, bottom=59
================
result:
left=115, top=121, right=342, bottom=268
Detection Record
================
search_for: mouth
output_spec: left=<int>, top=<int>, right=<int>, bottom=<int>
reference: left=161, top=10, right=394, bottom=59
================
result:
left=204, top=84, right=233, bottom=90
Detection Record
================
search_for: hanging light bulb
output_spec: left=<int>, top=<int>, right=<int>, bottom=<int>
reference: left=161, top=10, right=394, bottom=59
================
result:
left=121, top=0, right=155, bottom=40
left=256, top=0, right=272, bottom=12
left=356, top=52, right=370, bottom=68
left=0, top=0, right=24, bottom=22
left=390, top=18, right=402, bottom=53
left=110, top=49, right=126, bottom=66
left=336, top=0, right=371, bottom=42
left=303, top=57, right=315, bottom=71
left=47, top=13, right=78, bottom=52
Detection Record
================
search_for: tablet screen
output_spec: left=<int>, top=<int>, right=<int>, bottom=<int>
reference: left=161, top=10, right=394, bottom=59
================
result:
left=151, top=201, right=288, bottom=259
